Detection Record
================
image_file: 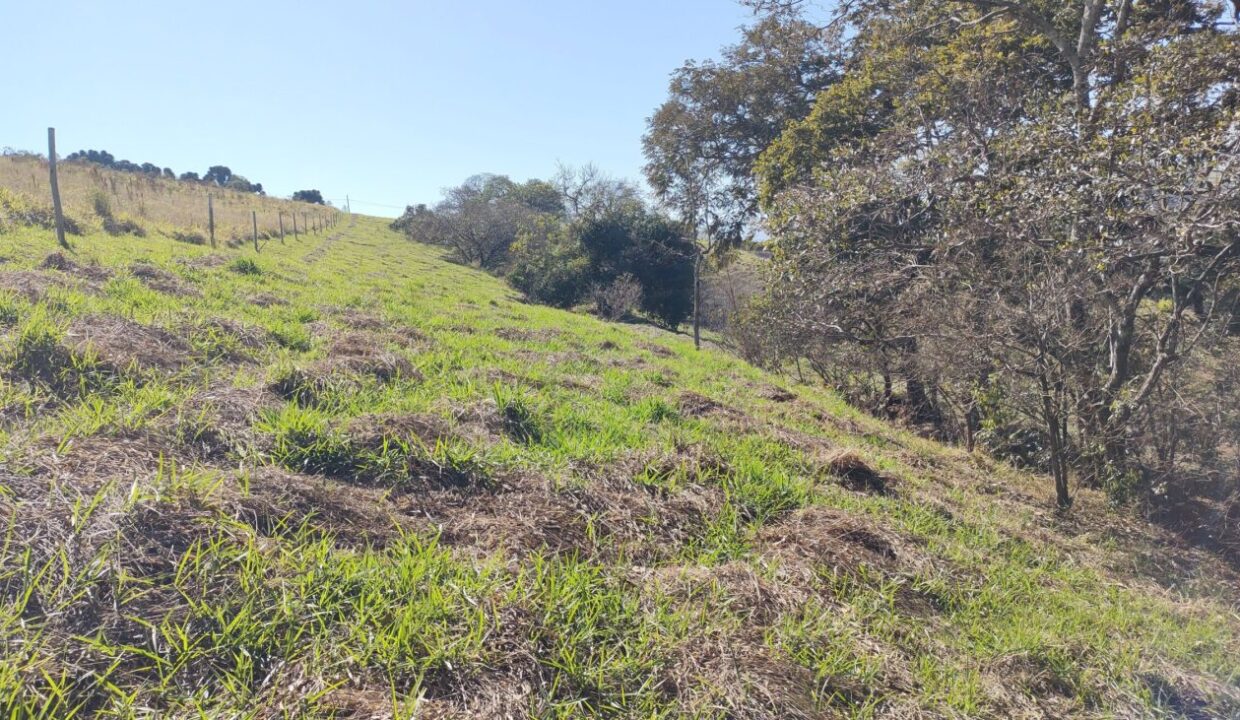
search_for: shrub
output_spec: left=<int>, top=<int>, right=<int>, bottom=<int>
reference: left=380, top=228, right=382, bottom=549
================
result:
left=593, top=273, right=643, bottom=321
left=577, top=209, right=694, bottom=328
left=91, top=191, right=113, bottom=220
left=228, top=258, right=262, bottom=275
left=507, top=219, right=591, bottom=308
left=0, top=291, right=22, bottom=326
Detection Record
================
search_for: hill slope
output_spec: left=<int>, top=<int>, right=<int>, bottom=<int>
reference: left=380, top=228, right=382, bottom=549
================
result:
left=0, top=153, right=334, bottom=244
left=0, top=215, right=1237, bottom=718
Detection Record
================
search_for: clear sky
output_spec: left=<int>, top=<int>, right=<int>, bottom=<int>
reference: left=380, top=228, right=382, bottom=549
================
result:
left=2, top=1, right=757, bottom=216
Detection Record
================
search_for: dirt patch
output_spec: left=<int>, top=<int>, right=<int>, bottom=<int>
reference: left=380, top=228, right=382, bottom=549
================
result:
left=677, top=391, right=738, bottom=419
left=25, top=431, right=188, bottom=489
left=637, top=443, right=732, bottom=487
left=639, top=561, right=812, bottom=626
left=427, top=476, right=591, bottom=559
left=129, top=262, right=198, bottom=297
left=662, top=633, right=819, bottom=720
left=186, top=317, right=272, bottom=362
left=819, top=449, right=891, bottom=495
left=119, top=501, right=221, bottom=577
left=67, top=315, right=192, bottom=374
left=271, top=335, right=419, bottom=405
left=39, top=252, right=113, bottom=283
left=759, top=384, right=797, bottom=402
left=180, top=254, right=230, bottom=271
left=247, top=292, right=287, bottom=307
left=324, top=330, right=424, bottom=377
left=0, top=270, right=64, bottom=302
left=325, top=308, right=428, bottom=346
left=638, top=341, right=675, bottom=358
left=467, top=367, right=547, bottom=391
left=448, top=399, right=530, bottom=446
left=568, top=475, right=724, bottom=563
left=493, top=327, right=559, bottom=343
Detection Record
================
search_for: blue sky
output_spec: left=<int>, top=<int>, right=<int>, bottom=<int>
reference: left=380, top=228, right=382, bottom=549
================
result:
left=2, top=1, right=757, bottom=216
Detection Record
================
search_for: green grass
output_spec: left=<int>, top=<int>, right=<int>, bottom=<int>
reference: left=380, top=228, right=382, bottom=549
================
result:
left=0, top=215, right=1237, bottom=717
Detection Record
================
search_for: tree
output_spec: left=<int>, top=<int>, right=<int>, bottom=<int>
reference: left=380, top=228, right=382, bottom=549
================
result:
left=224, top=175, right=263, bottom=194
left=644, top=11, right=843, bottom=348
left=553, top=163, right=642, bottom=220
left=179, top=171, right=200, bottom=182
left=644, top=12, right=841, bottom=228
left=204, top=166, right=233, bottom=186
left=508, top=217, right=592, bottom=308
left=293, top=189, right=326, bottom=205
left=391, top=174, right=549, bottom=269
left=752, top=0, right=1240, bottom=508
left=577, top=207, right=696, bottom=328
left=394, top=172, right=698, bottom=327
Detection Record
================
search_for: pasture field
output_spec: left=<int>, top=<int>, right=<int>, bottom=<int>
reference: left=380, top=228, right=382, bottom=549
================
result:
left=0, top=204, right=1237, bottom=717
left=0, top=153, right=334, bottom=245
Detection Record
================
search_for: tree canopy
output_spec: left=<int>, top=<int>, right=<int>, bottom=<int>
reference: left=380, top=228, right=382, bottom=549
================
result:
left=736, top=0, right=1240, bottom=507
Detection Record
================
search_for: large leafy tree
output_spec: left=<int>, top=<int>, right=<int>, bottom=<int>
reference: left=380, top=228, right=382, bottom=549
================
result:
left=754, top=0, right=1240, bottom=507
left=644, top=12, right=841, bottom=347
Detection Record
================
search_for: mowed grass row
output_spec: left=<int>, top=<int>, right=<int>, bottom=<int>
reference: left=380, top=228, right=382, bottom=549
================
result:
left=0, top=215, right=1237, bottom=718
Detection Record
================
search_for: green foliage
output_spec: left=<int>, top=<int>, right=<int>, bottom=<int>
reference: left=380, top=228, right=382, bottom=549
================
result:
left=292, top=189, right=325, bottom=204
left=507, top=217, right=591, bottom=308
left=228, top=257, right=262, bottom=275
left=577, top=208, right=695, bottom=327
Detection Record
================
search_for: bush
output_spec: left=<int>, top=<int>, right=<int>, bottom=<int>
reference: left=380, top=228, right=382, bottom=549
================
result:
left=578, top=209, right=694, bottom=328
left=593, top=274, right=643, bottom=321
left=229, top=258, right=262, bottom=275
left=91, top=191, right=113, bottom=220
left=507, top=219, right=591, bottom=308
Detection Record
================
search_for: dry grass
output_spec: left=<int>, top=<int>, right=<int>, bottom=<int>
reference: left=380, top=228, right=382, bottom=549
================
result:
left=0, top=153, right=335, bottom=243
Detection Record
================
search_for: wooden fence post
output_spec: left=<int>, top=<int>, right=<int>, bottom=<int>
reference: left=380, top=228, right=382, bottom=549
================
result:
left=252, top=210, right=258, bottom=252
left=208, top=195, right=216, bottom=247
left=47, top=128, right=69, bottom=249
left=278, top=212, right=285, bottom=243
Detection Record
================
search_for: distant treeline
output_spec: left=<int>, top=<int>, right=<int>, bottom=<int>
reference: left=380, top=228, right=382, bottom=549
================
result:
left=392, top=167, right=698, bottom=329
left=64, top=150, right=266, bottom=195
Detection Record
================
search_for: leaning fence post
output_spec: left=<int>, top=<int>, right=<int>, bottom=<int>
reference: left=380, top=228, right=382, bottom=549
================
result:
left=208, top=194, right=216, bottom=247
left=252, top=210, right=258, bottom=252
left=278, top=212, right=285, bottom=244
left=47, top=128, right=69, bottom=249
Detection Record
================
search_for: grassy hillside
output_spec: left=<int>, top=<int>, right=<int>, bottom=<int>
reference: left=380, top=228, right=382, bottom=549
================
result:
left=0, top=153, right=333, bottom=244
left=0, top=212, right=1238, bottom=718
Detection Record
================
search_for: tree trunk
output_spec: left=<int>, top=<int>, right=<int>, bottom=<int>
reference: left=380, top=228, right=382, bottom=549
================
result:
left=1041, top=374, right=1072, bottom=509
left=692, top=253, right=702, bottom=350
